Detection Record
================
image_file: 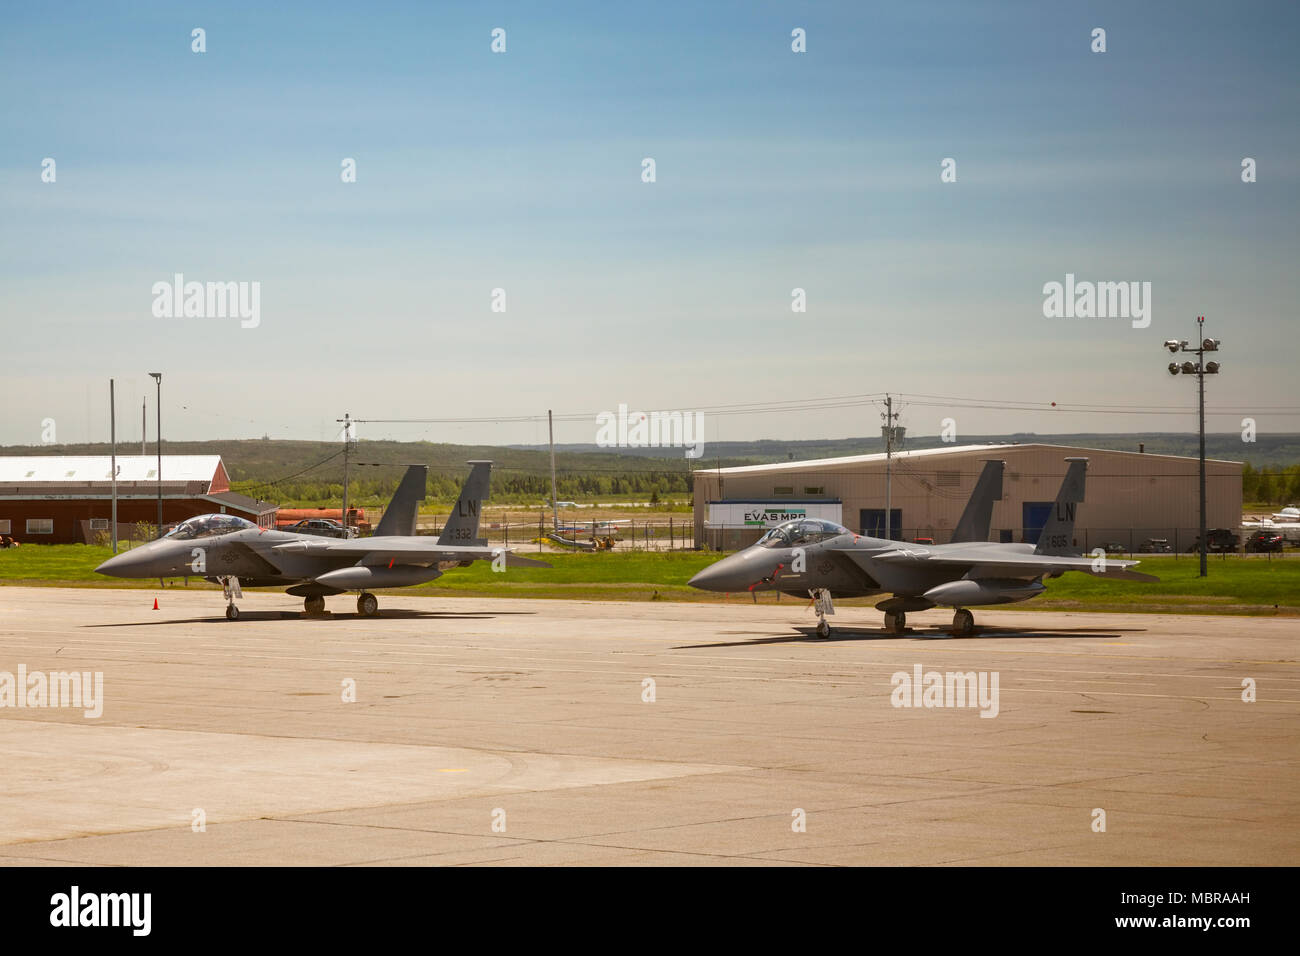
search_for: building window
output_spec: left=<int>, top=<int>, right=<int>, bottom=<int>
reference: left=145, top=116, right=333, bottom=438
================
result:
left=26, top=518, right=53, bottom=534
left=0, top=520, right=10, bottom=533
left=804, top=486, right=825, bottom=495
left=90, top=518, right=110, bottom=531
left=773, top=486, right=794, bottom=495
left=937, top=471, right=960, bottom=487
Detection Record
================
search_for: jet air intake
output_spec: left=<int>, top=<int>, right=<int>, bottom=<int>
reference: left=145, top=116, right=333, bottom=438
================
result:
left=922, top=579, right=1046, bottom=607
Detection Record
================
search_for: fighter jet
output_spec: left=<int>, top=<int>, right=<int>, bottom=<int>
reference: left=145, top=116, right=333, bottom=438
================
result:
left=688, top=457, right=1157, bottom=637
left=95, top=461, right=548, bottom=619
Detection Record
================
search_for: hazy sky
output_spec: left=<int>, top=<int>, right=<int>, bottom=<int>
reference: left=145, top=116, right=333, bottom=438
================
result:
left=2, top=1, right=1296, bottom=449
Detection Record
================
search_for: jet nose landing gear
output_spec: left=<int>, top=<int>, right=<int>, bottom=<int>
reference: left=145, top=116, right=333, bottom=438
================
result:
left=809, top=589, right=834, bottom=638
left=221, top=576, right=242, bottom=621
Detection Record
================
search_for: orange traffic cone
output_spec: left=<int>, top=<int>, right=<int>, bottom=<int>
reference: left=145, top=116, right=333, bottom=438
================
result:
left=153, top=598, right=159, bottom=610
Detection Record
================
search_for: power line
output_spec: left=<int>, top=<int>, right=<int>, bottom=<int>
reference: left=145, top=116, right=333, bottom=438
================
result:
left=348, top=389, right=1300, bottom=427
left=228, top=449, right=346, bottom=498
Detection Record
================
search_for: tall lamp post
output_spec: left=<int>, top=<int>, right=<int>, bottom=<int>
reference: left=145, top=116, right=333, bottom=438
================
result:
left=1164, top=318, right=1220, bottom=578
left=149, top=372, right=162, bottom=537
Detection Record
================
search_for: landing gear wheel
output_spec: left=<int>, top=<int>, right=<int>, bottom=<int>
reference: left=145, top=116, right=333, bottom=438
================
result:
left=357, top=592, right=379, bottom=617
left=226, top=605, right=240, bottom=621
left=816, top=618, right=831, bottom=639
left=952, top=608, right=975, bottom=637
left=304, top=595, right=326, bottom=615
left=884, top=610, right=907, bottom=635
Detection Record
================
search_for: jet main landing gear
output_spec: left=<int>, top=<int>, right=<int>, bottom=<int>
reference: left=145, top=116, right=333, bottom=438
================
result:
left=951, top=608, right=975, bottom=637
left=303, top=595, right=326, bottom=616
left=357, top=592, right=379, bottom=617
left=883, top=610, right=907, bottom=635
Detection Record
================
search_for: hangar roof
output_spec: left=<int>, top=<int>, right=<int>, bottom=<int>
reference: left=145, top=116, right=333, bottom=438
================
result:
left=204, top=490, right=278, bottom=516
left=0, top=456, right=223, bottom=484
left=698, top=442, right=1240, bottom=475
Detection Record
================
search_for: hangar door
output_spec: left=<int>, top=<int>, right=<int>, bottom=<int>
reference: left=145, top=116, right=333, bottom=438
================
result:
left=859, top=508, right=902, bottom=540
left=1022, top=501, right=1052, bottom=544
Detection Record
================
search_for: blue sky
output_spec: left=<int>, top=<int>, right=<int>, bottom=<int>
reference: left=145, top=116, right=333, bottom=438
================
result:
left=1, top=1, right=1296, bottom=447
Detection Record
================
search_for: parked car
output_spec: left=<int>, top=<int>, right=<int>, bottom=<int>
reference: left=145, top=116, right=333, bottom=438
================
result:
left=284, top=518, right=357, bottom=539
left=1138, top=538, right=1173, bottom=553
left=1244, top=530, right=1284, bottom=553
left=1187, top=528, right=1237, bottom=553
left=1099, top=542, right=1127, bottom=555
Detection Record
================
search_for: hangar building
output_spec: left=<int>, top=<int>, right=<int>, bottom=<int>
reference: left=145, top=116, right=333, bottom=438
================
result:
left=692, top=443, right=1242, bottom=552
left=0, top=455, right=277, bottom=544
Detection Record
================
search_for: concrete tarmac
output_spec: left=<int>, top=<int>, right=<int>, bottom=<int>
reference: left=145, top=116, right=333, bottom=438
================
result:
left=0, top=586, right=1295, bottom=866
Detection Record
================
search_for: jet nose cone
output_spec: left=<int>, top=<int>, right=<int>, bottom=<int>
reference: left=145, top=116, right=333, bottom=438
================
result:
left=688, top=552, right=759, bottom=592
left=95, top=543, right=163, bottom=578
left=94, top=553, right=128, bottom=575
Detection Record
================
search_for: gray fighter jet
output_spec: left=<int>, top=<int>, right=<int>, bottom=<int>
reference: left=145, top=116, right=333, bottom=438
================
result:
left=95, top=461, right=548, bottom=620
left=688, top=457, right=1157, bottom=637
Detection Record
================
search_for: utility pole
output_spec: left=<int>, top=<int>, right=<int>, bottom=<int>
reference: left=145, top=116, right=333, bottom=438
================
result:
left=110, top=379, right=118, bottom=554
left=885, top=395, right=892, bottom=541
left=149, top=372, right=162, bottom=536
left=1163, top=317, right=1220, bottom=578
left=1198, top=325, right=1207, bottom=578
left=548, top=409, right=559, bottom=533
left=141, top=398, right=146, bottom=455
left=881, top=395, right=904, bottom=541
left=338, top=413, right=353, bottom=534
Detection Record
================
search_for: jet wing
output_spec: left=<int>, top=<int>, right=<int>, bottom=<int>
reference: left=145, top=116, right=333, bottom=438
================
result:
left=272, top=537, right=551, bottom=568
left=857, top=545, right=1159, bottom=581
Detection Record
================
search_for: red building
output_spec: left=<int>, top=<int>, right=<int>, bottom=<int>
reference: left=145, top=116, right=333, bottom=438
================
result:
left=0, top=455, right=277, bottom=544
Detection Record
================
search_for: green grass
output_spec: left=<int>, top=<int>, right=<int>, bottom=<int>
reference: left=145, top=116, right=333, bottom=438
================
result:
left=1, top=545, right=1296, bottom=614
left=998, top=554, right=1300, bottom=615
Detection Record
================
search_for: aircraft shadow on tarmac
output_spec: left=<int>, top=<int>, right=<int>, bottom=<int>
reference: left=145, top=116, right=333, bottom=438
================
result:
left=676, top=625, right=1145, bottom=649
left=84, top=609, right=536, bottom=627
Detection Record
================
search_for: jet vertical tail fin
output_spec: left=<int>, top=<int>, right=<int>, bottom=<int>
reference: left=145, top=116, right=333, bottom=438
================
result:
left=438, top=461, right=492, bottom=546
left=950, top=459, right=1004, bottom=543
left=374, top=465, right=428, bottom=537
left=1034, top=458, right=1087, bottom=556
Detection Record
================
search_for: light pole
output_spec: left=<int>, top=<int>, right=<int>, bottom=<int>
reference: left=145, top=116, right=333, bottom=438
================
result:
left=149, top=372, right=162, bottom=537
left=1164, top=318, right=1220, bottom=578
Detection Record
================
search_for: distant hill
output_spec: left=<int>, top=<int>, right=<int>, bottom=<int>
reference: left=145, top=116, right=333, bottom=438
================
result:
left=0, top=438, right=700, bottom=505
left=4, top=433, right=1295, bottom=505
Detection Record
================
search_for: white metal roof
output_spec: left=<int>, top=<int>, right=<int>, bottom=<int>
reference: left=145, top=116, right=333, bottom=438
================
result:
left=0, top=456, right=223, bottom=484
left=696, top=444, right=1010, bottom=476
left=694, top=442, right=1239, bottom=476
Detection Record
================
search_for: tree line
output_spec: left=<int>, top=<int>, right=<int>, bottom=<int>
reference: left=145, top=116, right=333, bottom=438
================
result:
left=1242, top=463, right=1300, bottom=507
left=231, top=470, right=694, bottom=507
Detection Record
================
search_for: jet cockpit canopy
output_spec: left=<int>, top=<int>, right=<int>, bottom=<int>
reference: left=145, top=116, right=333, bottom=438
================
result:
left=756, top=518, right=849, bottom=548
left=164, top=514, right=257, bottom=540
